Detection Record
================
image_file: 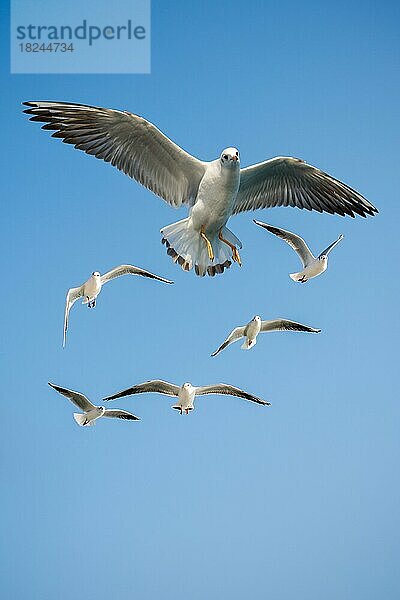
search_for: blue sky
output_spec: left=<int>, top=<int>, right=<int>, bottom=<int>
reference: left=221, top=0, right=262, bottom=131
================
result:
left=1, top=1, right=400, bottom=598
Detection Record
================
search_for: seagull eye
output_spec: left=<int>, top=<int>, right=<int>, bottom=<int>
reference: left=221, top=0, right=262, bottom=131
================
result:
left=223, top=155, right=228, bottom=160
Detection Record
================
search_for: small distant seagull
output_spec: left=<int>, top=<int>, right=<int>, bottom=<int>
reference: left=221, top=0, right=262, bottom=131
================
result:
left=63, top=265, right=173, bottom=347
left=48, top=382, right=140, bottom=426
left=103, top=380, right=270, bottom=414
left=212, top=315, right=320, bottom=356
left=254, top=221, right=344, bottom=283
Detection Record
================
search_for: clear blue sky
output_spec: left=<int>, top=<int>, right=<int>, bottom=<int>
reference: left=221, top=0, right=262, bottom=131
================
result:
left=1, top=1, right=399, bottom=599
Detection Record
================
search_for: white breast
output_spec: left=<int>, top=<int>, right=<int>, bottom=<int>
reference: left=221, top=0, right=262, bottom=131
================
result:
left=190, top=161, right=240, bottom=233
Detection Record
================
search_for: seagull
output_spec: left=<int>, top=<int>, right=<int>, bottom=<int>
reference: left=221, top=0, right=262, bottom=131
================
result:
left=48, top=382, right=140, bottom=426
left=103, top=380, right=270, bottom=414
left=63, top=264, right=173, bottom=347
left=254, top=220, right=344, bottom=283
left=211, top=315, right=321, bottom=356
left=24, top=101, right=377, bottom=277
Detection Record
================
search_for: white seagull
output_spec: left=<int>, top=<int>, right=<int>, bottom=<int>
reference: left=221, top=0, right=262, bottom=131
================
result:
left=48, top=382, right=140, bottom=426
left=103, top=380, right=270, bottom=414
left=254, top=220, right=344, bottom=283
left=63, top=265, right=173, bottom=347
left=24, top=101, right=377, bottom=277
left=212, top=315, right=321, bottom=356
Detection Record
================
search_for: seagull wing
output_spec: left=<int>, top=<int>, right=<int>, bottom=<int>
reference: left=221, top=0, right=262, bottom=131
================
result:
left=103, top=409, right=140, bottom=421
left=260, top=319, right=321, bottom=334
left=211, top=326, right=246, bottom=357
left=318, top=234, right=344, bottom=258
left=48, top=382, right=95, bottom=411
left=23, top=101, right=207, bottom=208
left=254, top=221, right=314, bottom=267
left=103, top=380, right=180, bottom=401
left=63, top=285, right=83, bottom=348
left=234, top=157, right=377, bottom=218
left=100, top=264, right=173, bottom=285
left=195, top=383, right=270, bottom=406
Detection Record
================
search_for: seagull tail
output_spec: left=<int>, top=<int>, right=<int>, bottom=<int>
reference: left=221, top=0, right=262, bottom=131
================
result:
left=289, top=272, right=304, bottom=282
left=161, top=219, right=241, bottom=277
left=241, top=338, right=256, bottom=350
left=73, top=413, right=91, bottom=427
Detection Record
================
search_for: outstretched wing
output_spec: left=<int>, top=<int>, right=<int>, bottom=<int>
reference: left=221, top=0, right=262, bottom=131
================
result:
left=103, top=409, right=140, bottom=421
left=260, top=319, right=321, bottom=334
left=234, top=157, right=377, bottom=218
left=318, top=234, right=344, bottom=258
left=23, top=101, right=207, bottom=208
left=254, top=221, right=314, bottom=267
left=103, top=380, right=180, bottom=402
left=195, top=383, right=270, bottom=406
left=63, top=285, right=83, bottom=348
left=211, top=326, right=246, bottom=357
left=101, top=264, right=173, bottom=285
left=48, top=382, right=95, bottom=411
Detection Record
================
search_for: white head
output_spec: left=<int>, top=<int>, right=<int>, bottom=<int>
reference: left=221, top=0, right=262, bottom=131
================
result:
left=253, top=315, right=261, bottom=323
left=182, top=382, right=193, bottom=391
left=92, top=271, right=101, bottom=277
left=220, top=147, right=240, bottom=167
left=319, top=256, right=328, bottom=263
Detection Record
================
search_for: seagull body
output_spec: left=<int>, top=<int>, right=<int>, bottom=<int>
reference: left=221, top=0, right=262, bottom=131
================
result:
left=254, top=221, right=344, bottom=283
left=212, top=315, right=321, bottom=356
left=103, top=380, right=270, bottom=414
left=63, top=264, right=173, bottom=347
left=48, top=383, right=140, bottom=426
left=24, top=101, right=377, bottom=277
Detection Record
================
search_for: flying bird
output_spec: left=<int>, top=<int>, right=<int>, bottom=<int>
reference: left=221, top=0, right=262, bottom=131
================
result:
left=103, top=380, right=270, bottom=414
left=254, top=220, right=344, bottom=283
left=24, top=101, right=377, bottom=277
left=48, top=382, right=140, bottom=426
left=63, top=265, right=173, bottom=347
left=211, top=315, right=321, bottom=356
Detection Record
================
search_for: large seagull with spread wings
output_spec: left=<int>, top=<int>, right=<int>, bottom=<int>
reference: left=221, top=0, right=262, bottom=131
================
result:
left=24, top=101, right=378, bottom=277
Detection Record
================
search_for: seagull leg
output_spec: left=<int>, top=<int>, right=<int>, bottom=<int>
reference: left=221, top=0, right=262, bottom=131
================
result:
left=185, top=408, right=189, bottom=415
left=200, top=226, right=214, bottom=262
left=218, top=230, right=241, bottom=266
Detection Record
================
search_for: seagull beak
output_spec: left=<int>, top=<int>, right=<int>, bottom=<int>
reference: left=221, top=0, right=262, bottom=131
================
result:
left=231, top=156, right=238, bottom=162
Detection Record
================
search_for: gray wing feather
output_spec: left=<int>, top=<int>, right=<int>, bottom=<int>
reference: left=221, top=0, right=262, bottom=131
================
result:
left=101, top=264, right=173, bottom=285
left=254, top=221, right=314, bottom=266
left=103, top=409, right=140, bottom=421
left=235, top=157, right=378, bottom=218
left=318, top=234, right=344, bottom=258
left=103, top=380, right=180, bottom=401
left=195, top=384, right=270, bottom=406
left=211, top=326, right=246, bottom=357
left=260, top=319, right=321, bottom=333
left=48, top=382, right=95, bottom=411
left=63, top=285, right=83, bottom=348
left=23, top=101, right=207, bottom=208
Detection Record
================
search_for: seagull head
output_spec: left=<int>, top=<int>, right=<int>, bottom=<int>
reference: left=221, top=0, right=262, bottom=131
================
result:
left=220, top=147, right=240, bottom=167
left=319, top=255, right=328, bottom=263
left=92, top=271, right=101, bottom=277
left=183, top=382, right=193, bottom=390
left=253, top=315, right=261, bottom=323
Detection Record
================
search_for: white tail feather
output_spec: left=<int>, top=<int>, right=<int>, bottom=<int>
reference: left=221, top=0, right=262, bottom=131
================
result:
left=73, top=412, right=93, bottom=426
left=290, top=272, right=303, bottom=282
left=161, top=219, right=240, bottom=277
left=241, top=337, right=257, bottom=350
